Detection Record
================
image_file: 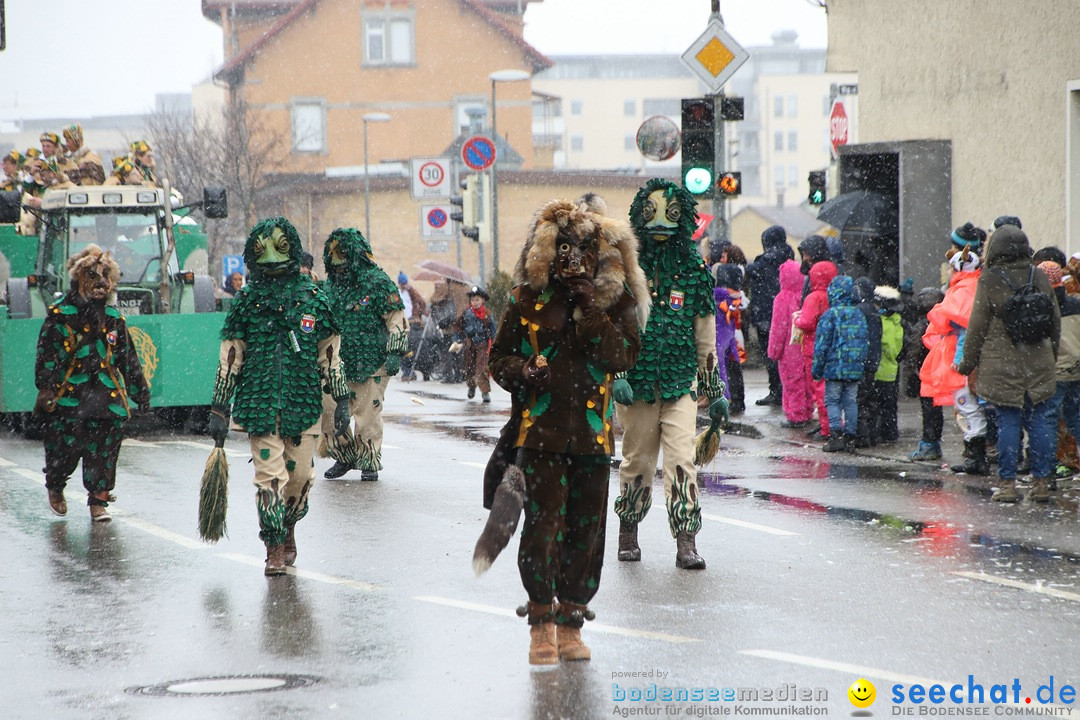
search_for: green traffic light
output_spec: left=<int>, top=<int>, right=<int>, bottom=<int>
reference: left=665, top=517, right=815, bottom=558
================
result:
left=684, top=167, right=712, bottom=194
left=811, top=190, right=824, bottom=204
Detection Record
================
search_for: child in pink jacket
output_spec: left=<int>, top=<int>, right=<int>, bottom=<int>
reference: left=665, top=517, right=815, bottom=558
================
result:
left=768, top=260, right=813, bottom=426
left=793, top=260, right=838, bottom=437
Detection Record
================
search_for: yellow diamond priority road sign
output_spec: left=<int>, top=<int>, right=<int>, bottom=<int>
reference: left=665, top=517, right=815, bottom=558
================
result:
left=680, top=19, right=749, bottom=94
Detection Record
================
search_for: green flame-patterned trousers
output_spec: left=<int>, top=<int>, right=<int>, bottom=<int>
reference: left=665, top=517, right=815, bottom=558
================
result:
left=516, top=449, right=610, bottom=607
left=249, top=431, right=317, bottom=547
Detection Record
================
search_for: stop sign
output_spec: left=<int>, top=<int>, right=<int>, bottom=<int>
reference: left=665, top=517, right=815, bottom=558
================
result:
left=829, top=101, right=849, bottom=156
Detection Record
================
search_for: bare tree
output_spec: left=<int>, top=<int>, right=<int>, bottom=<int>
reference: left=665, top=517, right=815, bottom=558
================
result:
left=145, top=96, right=287, bottom=274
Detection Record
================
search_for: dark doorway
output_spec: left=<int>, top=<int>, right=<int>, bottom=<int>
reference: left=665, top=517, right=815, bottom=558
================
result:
left=838, top=152, right=900, bottom=287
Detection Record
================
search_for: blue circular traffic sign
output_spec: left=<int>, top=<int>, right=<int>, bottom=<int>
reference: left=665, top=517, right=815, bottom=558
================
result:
left=462, top=135, right=496, bottom=171
left=427, top=208, right=448, bottom=229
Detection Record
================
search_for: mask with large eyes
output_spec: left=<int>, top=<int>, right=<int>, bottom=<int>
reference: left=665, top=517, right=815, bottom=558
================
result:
left=641, top=189, right=681, bottom=242
left=555, top=232, right=598, bottom=281
left=326, top=237, right=349, bottom=274
left=254, top=226, right=292, bottom=275
left=78, top=263, right=113, bottom=301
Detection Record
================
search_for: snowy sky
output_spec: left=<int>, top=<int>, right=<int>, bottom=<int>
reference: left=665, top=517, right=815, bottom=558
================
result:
left=0, top=0, right=827, bottom=121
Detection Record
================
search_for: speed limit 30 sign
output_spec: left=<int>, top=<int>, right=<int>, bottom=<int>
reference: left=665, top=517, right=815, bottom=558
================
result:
left=410, top=157, right=451, bottom=199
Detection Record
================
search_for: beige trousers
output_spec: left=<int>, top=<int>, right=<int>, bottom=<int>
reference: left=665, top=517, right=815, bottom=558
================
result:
left=320, top=375, right=388, bottom=471
left=249, top=430, right=318, bottom=546
left=614, top=392, right=702, bottom=536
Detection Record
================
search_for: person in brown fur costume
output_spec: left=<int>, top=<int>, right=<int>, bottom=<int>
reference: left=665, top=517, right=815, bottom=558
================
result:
left=487, top=194, right=647, bottom=665
left=34, top=244, right=150, bottom=521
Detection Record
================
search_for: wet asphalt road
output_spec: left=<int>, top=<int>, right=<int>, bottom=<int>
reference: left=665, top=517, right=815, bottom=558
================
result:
left=3, top=376, right=1080, bottom=719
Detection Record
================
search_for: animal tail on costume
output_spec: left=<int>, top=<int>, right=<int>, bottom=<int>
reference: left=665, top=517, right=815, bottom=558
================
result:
left=472, top=465, right=526, bottom=576
left=198, top=443, right=229, bottom=543
left=693, top=422, right=723, bottom=466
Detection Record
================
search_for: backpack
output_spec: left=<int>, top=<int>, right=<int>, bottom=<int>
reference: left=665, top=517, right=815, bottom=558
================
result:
left=992, top=266, right=1056, bottom=345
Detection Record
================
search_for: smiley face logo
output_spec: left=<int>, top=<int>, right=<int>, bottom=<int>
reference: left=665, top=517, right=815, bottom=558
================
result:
left=848, top=678, right=876, bottom=708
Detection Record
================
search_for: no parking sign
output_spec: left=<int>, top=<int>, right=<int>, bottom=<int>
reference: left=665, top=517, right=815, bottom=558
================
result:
left=421, top=205, right=454, bottom=238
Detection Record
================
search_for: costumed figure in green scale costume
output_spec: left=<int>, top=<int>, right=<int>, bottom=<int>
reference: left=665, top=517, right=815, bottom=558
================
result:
left=208, top=217, right=352, bottom=576
left=318, top=227, right=408, bottom=482
left=612, top=178, right=728, bottom=570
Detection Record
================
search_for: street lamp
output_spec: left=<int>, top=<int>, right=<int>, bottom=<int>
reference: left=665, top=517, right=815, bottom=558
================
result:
left=362, top=112, right=391, bottom=242
left=489, top=69, right=530, bottom=273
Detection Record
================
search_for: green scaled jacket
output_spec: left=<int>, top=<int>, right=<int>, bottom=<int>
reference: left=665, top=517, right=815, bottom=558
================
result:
left=324, top=266, right=407, bottom=382
left=215, top=275, right=349, bottom=437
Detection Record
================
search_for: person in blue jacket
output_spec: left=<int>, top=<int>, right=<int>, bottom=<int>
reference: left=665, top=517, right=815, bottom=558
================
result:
left=811, top=275, right=869, bottom=452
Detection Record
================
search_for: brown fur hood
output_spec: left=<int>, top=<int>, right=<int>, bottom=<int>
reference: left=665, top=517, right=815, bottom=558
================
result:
left=513, top=196, right=650, bottom=328
left=67, top=243, right=121, bottom=304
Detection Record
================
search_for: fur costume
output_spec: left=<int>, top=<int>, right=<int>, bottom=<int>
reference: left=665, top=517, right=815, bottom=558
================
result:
left=211, top=217, right=351, bottom=554
left=35, top=244, right=150, bottom=512
left=485, top=197, right=643, bottom=648
left=613, top=179, right=721, bottom=567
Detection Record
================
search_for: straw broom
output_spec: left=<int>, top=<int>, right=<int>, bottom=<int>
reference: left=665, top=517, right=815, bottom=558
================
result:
left=198, top=434, right=229, bottom=543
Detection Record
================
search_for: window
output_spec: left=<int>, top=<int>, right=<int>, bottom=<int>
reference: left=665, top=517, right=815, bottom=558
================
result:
left=773, top=165, right=784, bottom=188
left=643, top=98, right=680, bottom=116
left=788, top=165, right=798, bottom=187
left=774, top=131, right=783, bottom=152
left=571, top=135, right=584, bottom=152
left=363, top=12, right=414, bottom=66
left=773, top=96, right=783, bottom=118
left=624, top=99, right=636, bottom=117
left=823, top=95, right=832, bottom=116
left=291, top=100, right=325, bottom=153
left=788, top=131, right=798, bottom=152
left=787, top=95, right=798, bottom=118
left=571, top=100, right=583, bottom=116
left=624, top=134, right=635, bottom=151
left=454, top=98, right=487, bottom=136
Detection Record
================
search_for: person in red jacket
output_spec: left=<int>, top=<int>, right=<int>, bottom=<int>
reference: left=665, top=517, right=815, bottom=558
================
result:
left=793, top=260, right=837, bottom=439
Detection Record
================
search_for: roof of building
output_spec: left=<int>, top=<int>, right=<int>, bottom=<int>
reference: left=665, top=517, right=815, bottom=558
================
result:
left=736, top=204, right=828, bottom=239
left=211, top=0, right=550, bottom=84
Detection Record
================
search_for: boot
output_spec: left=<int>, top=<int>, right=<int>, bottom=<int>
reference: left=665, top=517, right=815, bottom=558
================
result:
left=908, top=440, right=942, bottom=462
left=675, top=531, right=706, bottom=570
left=324, top=461, right=352, bottom=479
left=1029, top=477, right=1052, bottom=503
left=361, top=470, right=379, bottom=482
left=526, top=602, right=558, bottom=666
left=755, top=392, right=781, bottom=406
left=822, top=435, right=847, bottom=453
left=844, top=434, right=859, bottom=452
left=467, top=386, right=476, bottom=399
left=992, top=480, right=1019, bottom=503
left=482, top=392, right=491, bottom=403
left=89, top=504, right=111, bottom=523
left=951, top=437, right=990, bottom=476
left=617, top=520, right=640, bottom=562
left=264, top=544, right=287, bottom=576
left=47, top=489, right=67, bottom=517
left=556, top=603, right=591, bottom=662
left=284, top=526, right=297, bottom=566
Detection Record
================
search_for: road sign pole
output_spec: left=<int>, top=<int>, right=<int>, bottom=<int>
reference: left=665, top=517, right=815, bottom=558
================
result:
left=709, top=92, right=729, bottom=253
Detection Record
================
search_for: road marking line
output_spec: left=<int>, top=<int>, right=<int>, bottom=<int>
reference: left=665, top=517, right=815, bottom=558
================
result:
left=702, top=513, right=797, bottom=536
left=952, top=571, right=1080, bottom=602
left=383, top=444, right=401, bottom=450
left=14, top=467, right=43, bottom=484
left=216, top=553, right=382, bottom=591
left=414, top=596, right=700, bottom=644
left=122, top=438, right=159, bottom=447
left=117, top=515, right=209, bottom=550
left=0, top=456, right=16, bottom=468
left=740, top=649, right=941, bottom=687
left=457, top=461, right=487, bottom=469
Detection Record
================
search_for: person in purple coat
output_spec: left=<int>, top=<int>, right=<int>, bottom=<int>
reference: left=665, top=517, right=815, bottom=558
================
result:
left=713, top=264, right=743, bottom=401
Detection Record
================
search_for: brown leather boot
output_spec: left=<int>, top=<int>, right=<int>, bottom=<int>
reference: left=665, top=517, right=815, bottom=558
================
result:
left=526, top=602, right=558, bottom=666
left=1029, top=477, right=1052, bottom=503
left=617, top=520, right=640, bottom=562
left=89, top=505, right=111, bottom=522
left=556, top=603, right=591, bottom=662
left=47, top=489, right=67, bottom=517
left=264, top=544, right=287, bottom=576
left=675, top=531, right=706, bottom=570
left=992, top=480, right=1019, bottom=503
left=284, top=526, right=297, bottom=566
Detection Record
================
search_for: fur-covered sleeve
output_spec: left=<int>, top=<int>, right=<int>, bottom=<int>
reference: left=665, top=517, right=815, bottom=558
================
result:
left=488, top=289, right=529, bottom=393
left=575, top=291, right=641, bottom=373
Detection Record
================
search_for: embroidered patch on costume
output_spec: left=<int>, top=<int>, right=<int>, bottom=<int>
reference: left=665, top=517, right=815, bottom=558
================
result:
left=360, top=296, right=371, bottom=306
left=106, top=331, right=117, bottom=346
left=669, top=290, right=685, bottom=311
left=300, top=314, right=316, bottom=333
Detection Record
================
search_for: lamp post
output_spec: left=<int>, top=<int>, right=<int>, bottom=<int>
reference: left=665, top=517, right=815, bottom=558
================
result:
left=362, top=112, right=391, bottom=242
left=488, top=69, right=530, bottom=274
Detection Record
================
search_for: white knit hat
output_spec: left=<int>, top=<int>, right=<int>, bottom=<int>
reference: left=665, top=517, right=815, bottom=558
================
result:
left=949, top=248, right=980, bottom=273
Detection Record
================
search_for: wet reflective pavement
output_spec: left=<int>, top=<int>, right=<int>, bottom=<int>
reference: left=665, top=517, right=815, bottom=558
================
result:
left=3, top=373, right=1080, bottom=718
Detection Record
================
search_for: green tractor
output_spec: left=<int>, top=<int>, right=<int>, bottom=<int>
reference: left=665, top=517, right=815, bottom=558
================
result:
left=0, top=183, right=228, bottom=434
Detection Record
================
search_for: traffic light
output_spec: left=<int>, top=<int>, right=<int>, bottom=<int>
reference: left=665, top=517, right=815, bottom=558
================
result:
left=681, top=98, right=714, bottom=195
left=808, top=170, right=827, bottom=205
left=451, top=175, right=481, bottom=241
left=717, top=171, right=742, bottom=198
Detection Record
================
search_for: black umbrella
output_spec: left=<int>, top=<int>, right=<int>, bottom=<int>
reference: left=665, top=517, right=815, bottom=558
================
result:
left=815, top=190, right=898, bottom=235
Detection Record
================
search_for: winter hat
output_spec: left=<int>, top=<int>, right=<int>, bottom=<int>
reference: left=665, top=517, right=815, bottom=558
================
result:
left=300, top=252, right=314, bottom=270
left=1037, top=261, right=1063, bottom=288
left=3, top=150, right=23, bottom=168
left=713, top=263, right=743, bottom=291
left=467, top=285, right=489, bottom=300
left=948, top=247, right=981, bottom=273
left=825, top=235, right=845, bottom=264
left=39, top=131, right=60, bottom=147
left=397, top=271, right=408, bottom=285
left=874, top=285, right=901, bottom=311
left=62, top=124, right=83, bottom=148
left=993, top=215, right=1022, bottom=230
left=1033, top=246, right=1067, bottom=267
left=130, top=140, right=152, bottom=155
left=951, top=222, right=986, bottom=249
left=761, top=225, right=787, bottom=249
